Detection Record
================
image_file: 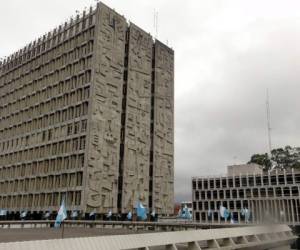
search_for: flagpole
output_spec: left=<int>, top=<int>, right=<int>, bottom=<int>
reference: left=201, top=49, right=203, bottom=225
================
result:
left=61, top=191, right=67, bottom=239
left=61, top=221, right=65, bottom=239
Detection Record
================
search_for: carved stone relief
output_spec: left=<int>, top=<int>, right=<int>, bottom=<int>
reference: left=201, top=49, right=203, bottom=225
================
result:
left=153, top=42, right=174, bottom=214
left=121, top=24, right=153, bottom=212
left=86, top=4, right=126, bottom=213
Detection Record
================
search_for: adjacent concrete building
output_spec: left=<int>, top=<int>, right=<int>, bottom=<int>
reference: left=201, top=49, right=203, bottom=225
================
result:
left=0, top=2, right=174, bottom=216
left=192, top=164, right=300, bottom=225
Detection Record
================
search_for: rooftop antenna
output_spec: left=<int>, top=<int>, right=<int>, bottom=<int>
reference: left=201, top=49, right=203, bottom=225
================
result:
left=266, top=88, right=272, bottom=155
left=153, top=9, right=158, bottom=39
left=266, top=88, right=277, bottom=171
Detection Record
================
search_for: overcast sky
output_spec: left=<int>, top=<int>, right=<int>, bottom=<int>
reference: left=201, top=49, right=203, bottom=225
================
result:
left=1, top=0, right=300, bottom=201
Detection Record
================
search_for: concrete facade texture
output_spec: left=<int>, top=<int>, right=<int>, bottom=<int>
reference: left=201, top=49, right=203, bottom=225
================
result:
left=0, top=2, right=174, bottom=215
left=192, top=168, right=300, bottom=224
left=227, top=163, right=263, bottom=176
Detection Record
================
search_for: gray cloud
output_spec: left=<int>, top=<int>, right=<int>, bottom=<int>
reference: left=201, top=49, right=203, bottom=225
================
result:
left=1, top=0, right=300, bottom=202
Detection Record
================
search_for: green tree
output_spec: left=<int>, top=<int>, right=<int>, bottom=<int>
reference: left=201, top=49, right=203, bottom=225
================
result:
left=248, top=153, right=271, bottom=171
left=248, top=146, right=300, bottom=171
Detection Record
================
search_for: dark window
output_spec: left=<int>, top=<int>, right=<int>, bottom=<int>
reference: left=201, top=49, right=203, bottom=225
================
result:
left=213, top=190, right=218, bottom=199
left=223, top=201, right=228, bottom=208
left=201, top=191, right=205, bottom=199
left=195, top=212, right=200, bottom=221
left=292, top=187, right=299, bottom=196
left=268, top=188, right=274, bottom=197
left=248, top=176, right=254, bottom=186
left=287, top=175, right=293, bottom=184
left=270, top=175, right=277, bottom=185
left=222, top=178, right=227, bottom=188
left=213, top=212, right=218, bottom=221
left=192, top=180, right=196, bottom=190
left=239, top=189, right=244, bottom=198
left=193, top=202, right=197, bottom=210
left=195, top=191, right=199, bottom=200
left=228, top=178, right=233, bottom=188
left=236, top=200, right=241, bottom=209
left=207, top=191, right=211, bottom=199
left=210, top=201, right=215, bottom=210
left=278, top=175, right=285, bottom=185
left=245, top=189, right=251, bottom=198
left=242, top=177, right=247, bottom=187
left=263, top=176, right=269, bottom=186
left=204, top=202, right=208, bottom=210
left=283, top=187, right=290, bottom=196
left=255, top=176, right=262, bottom=186
left=219, top=190, right=224, bottom=199
left=232, top=189, right=237, bottom=198
left=253, top=188, right=258, bottom=197
left=260, top=188, right=266, bottom=197
left=275, top=187, right=282, bottom=196
left=225, top=190, right=231, bottom=199
left=235, top=177, right=240, bottom=187
left=198, top=202, right=203, bottom=210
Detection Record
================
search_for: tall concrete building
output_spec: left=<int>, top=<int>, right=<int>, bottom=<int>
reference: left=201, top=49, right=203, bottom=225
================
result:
left=192, top=165, right=300, bottom=224
left=0, top=2, right=174, bottom=217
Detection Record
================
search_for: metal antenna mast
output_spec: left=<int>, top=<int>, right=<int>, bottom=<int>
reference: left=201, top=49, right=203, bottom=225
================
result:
left=266, top=89, right=272, bottom=155
left=153, top=9, right=158, bottom=39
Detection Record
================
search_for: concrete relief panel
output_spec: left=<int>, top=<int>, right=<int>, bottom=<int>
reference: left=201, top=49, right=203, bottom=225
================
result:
left=153, top=41, right=174, bottom=214
left=86, top=3, right=126, bottom=213
left=122, top=24, right=153, bottom=212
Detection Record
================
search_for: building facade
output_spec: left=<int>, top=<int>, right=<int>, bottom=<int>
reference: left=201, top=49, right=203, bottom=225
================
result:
left=192, top=166, right=300, bottom=225
left=0, top=2, right=174, bottom=216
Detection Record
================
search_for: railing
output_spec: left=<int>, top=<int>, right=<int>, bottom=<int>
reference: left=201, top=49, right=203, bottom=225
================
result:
left=0, top=224, right=296, bottom=250
left=0, top=220, right=245, bottom=231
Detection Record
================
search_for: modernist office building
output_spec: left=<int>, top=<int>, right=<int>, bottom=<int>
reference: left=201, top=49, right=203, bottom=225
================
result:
left=192, top=164, right=300, bottom=224
left=0, top=2, right=174, bottom=216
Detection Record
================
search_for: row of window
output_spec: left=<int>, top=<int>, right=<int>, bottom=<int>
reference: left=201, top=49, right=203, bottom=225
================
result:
left=0, top=86, right=90, bottom=131
left=0, top=42, right=93, bottom=103
left=194, top=199, right=299, bottom=223
left=194, top=186, right=300, bottom=200
left=0, top=53, right=92, bottom=113
left=194, top=199, right=250, bottom=211
left=0, top=171, right=83, bottom=194
left=0, top=119, right=87, bottom=154
left=0, top=12, right=95, bottom=77
left=193, top=198, right=300, bottom=211
left=0, top=52, right=93, bottom=108
left=0, top=136, right=86, bottom=166
left=0, top=101, right=89, bottom=140
left=0, top=86, right=90, bottom=133
left=193, top=174, right=299, bottom=189
left=0, top=154, right=84, bottom=180
left=0, top=190, right=82, bottom=208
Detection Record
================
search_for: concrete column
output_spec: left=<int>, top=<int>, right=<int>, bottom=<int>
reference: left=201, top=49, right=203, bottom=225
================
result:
left=258, top=199, right=262, bottom=223
left=294, top=199, right=298, bottom=223
left=285, top=200, right=290, bottom=223
left=188, top=241, right=201, bottom=250
left=291, top=199, right=295, bottom=225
